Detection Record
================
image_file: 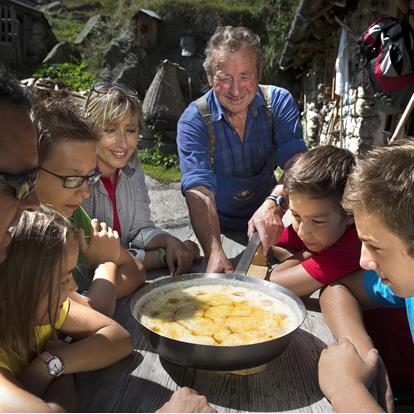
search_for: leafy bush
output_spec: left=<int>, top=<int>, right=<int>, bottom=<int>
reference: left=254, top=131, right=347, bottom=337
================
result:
left=139, top=134, right=179, bottom=169
left=34, top=61, right=96, bottom=91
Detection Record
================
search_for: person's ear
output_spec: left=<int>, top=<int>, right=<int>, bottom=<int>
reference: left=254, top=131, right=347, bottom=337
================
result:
left=344, top=214, right=354, bottom=226
left=207, top=74, right=213, bottom=87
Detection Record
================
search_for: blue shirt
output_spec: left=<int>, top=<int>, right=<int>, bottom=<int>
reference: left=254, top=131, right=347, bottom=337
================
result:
left=177, top=85, right=306, bottom=195
left=364, top=269, right=414, bottom=342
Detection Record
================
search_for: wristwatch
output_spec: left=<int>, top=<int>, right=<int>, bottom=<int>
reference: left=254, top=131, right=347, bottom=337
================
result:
left=266, top=194, right=288, bottom=210
left=40, top=351, right=64, bottom=377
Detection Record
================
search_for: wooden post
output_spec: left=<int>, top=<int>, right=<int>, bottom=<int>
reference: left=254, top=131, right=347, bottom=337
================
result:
left=339, top=96, right=344, bottom=148
left=389, top=91, right=414, bottom=143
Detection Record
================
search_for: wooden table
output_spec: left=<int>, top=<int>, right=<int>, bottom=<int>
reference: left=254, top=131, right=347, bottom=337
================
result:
left=76, top=290, right=335, bottom=412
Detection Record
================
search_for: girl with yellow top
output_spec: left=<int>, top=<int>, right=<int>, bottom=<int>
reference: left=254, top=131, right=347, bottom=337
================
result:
left=0, top=206, right=132, bottom=411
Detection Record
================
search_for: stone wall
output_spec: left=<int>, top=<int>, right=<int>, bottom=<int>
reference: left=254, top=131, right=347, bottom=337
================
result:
left=303, top=0, right=398, bottom=153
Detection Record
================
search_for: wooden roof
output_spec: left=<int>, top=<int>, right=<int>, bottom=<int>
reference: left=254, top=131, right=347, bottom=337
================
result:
left=0, top=0, right=47, bottom=19
left=279, top=0, right=357, bottom=70
left=132, top=8, right=163, bottom=21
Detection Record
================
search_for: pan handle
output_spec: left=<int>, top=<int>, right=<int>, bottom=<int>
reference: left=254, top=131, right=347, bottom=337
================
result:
left=234, top=232, right=261, bottom=276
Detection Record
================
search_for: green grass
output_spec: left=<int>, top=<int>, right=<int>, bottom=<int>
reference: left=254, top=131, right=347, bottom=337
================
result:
left=48, top=16, right=84, bottom=42
left=142, top=164, right=181, bottom=183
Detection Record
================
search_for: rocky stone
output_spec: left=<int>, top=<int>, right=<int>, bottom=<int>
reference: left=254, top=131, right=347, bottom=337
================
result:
left=355, top=98, right=377, bottom=117
left=75, top=15, right=106, bottom=45
left=42, top=41, right=81, bottom=64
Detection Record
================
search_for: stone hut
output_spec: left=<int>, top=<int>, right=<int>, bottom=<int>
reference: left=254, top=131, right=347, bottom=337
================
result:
left=279, top=0, right=413, bottom=152
left=0, top=0, right=57, bottom=66
left=131, top=9, right=162, bottom=49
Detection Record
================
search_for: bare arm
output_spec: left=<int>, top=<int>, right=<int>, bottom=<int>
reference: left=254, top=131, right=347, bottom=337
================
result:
left=0, top=368, right=66, bottom=412
left=318, top=338, right=383, bottom=412
left=320, top=270, right=377, bottom=356
left=115, top=246, right=146, bottom=297
left=51, top=299, right=133, bottom=374
left=320, top=271, right=395, bottom=412
left=269, top=260, right=323, bottom=297
left=185, top=186, right=232, bottom=273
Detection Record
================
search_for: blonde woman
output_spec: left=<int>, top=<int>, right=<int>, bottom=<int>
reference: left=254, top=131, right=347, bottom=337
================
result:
left=82, top=82, right=199, bottom=275
left=0, top=207, right=132, bottom=411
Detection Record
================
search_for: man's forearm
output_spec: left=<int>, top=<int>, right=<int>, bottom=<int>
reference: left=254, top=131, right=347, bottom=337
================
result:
left=320, top=284, right=374, bottom=356
left=185, top=187, right=223, bottom=260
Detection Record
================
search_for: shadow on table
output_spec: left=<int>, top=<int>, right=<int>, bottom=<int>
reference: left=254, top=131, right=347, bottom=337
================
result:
left=76, top=350, right=150, bottom=412
left=160, top=329, right=327, bottom=412
left=77, top=374, right=176, bottom=412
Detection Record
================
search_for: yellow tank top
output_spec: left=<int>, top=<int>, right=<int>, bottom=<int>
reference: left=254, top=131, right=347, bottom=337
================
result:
left=0, top=299, right=70, bottom=377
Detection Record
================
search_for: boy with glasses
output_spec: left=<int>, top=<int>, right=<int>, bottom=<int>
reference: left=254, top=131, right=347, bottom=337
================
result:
left=34, top=96, right=146, bottom=317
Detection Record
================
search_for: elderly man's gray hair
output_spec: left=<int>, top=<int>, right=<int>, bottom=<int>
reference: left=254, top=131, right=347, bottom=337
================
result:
left=203, top=26, right=264, bottom=78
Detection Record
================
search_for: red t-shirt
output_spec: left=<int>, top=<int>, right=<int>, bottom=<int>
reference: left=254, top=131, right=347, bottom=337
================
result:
left=276, top=224, right=361, bottom=284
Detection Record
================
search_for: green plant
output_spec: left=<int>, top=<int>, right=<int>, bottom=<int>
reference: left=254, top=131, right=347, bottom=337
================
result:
left=141, top=163, right=181, bottom=183
left=34, top=61, right=96, bottom=91
left=139, top=134, right=179, bottom=169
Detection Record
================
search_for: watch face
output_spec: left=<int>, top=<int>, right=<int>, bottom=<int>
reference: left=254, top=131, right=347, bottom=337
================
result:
left=49, top=356, right=63, bottom=376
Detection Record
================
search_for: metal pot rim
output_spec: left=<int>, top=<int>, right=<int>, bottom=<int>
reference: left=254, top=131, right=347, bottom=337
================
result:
left=130, top=272, right=307, bottom=349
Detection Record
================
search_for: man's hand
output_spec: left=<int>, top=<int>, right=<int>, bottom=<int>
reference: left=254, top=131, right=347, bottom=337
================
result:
left=157, top=387, right=216, bottom=413
left=318, top=338, right=379, bottom=402
left=165, top=236, right=194, bottom=275
left=205, top=249, right=233, bottom=273
left=248, top=199, right=284, bottom=254
left=79, top=219, right=121, bottom=266
left=183, top=240, right=201, bottom=260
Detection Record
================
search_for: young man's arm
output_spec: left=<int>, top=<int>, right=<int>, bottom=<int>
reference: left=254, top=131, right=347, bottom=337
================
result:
left=185, top=186, right=233, bottom=273
left=320, top=270, right=377, bottom=355
left=318, top=338, right=383, bottom=412
left=320, top=271, right=394, bottom=412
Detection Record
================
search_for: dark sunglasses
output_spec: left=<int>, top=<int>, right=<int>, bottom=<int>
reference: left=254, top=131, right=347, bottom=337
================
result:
left=0, top=167, right=39, bottom=201
left=39, top=167, right=102, bottom=189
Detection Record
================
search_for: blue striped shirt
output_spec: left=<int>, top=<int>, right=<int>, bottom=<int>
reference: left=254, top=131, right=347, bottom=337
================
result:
left=177, top=85, right=306, bottom=195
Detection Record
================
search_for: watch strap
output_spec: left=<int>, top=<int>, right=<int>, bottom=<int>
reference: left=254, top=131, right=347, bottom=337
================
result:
left=40, top=351, right=54, bottom=363
left=266, top=194, right=288, bottom=210
left=40, top=351, right=64, bottom=377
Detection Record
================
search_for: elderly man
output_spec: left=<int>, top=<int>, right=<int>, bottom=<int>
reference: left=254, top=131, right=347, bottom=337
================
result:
left=177, top=26, right=307, bottom=273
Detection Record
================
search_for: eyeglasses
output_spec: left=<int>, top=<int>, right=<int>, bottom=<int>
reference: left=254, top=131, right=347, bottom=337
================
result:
left=85, top=82, right=140, bottom=110
left=0, top=167, right=39, bottom=201
left=39, top=167, right=102, bottom=189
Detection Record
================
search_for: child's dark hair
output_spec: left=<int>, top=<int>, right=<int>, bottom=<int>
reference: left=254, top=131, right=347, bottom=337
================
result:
left=284, top=145, right=356, bottom=211
left=34, top=96, right=98, bottom=164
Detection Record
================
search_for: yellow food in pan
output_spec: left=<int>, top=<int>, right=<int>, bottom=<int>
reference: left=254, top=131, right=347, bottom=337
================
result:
left=139, top=284, right=298, bottom=346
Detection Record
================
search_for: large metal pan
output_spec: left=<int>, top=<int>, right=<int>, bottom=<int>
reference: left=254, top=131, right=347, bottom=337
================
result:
left=130, top=235, right=306, bottom=371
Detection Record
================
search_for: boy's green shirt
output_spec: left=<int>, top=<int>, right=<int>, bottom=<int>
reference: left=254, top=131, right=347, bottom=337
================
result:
left=71, top=206, right=94, bottom=290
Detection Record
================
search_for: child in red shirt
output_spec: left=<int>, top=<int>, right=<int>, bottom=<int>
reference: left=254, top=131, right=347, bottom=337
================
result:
left=269, top=145, right=361, bottom=297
